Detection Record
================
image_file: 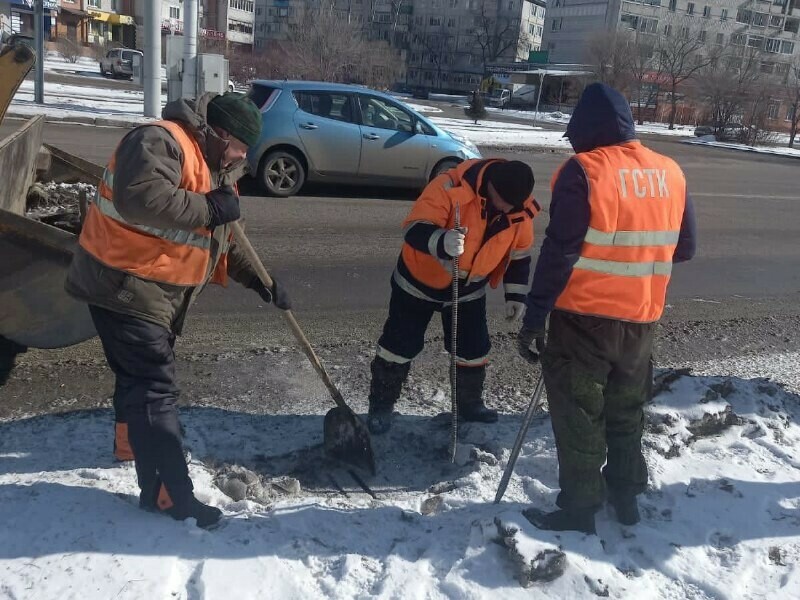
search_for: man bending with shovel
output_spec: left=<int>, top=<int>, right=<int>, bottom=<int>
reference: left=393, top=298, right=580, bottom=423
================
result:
left=66, top=93, right=290, bottom=528
left=367, top=159, right=538, bottom=434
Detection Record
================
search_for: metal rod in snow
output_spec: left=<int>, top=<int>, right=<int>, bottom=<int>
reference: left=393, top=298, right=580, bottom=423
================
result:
left=144, top=0, right=162, bottom=117
left=34, top=0, right=44, bottom=104
left=534, top=72, right=546, bottom=123
left=182, top=0, right=198, bottom=99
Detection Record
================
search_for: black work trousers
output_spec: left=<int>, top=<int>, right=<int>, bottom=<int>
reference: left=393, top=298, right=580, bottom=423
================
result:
left=376, top=279, right=491, bottom=366
left=90, top=305, right=193, bottom=506
left=541, top=310, right=655, bottom=510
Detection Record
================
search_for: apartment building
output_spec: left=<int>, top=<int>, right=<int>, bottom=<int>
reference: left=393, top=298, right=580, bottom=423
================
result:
left=542, top=0, right=799, bottom=67
left=203, top=0, right=255, bottom=49
left=253, top=0, right=546, bottom=92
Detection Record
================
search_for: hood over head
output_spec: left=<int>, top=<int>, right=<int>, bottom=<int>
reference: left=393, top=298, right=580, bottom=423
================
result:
left=564, top=83, right=636, bottom=153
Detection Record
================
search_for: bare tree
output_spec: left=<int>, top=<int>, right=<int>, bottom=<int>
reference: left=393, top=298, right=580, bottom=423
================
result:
left=783, top=56, right=800, bottom=148
left=695, top=44, right=762, bottom=139
left=271, top=2, right=398, bottom=88
left=657, top=16, right=713, bottom=129
left=585, top=30, right=633, bottom=93
left=408, top=23, right=453, bottom=91
left=626, top=30, right=665, bottom=125
left=472, top=0, right=529, bottom=78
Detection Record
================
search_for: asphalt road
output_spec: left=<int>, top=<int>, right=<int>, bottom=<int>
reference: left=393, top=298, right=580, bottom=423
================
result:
left=3, top=120, right=799, bottom=314
left=2, top=119, right=799, bottom=421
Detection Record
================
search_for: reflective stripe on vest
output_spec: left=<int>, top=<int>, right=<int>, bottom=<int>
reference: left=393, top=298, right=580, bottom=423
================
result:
left=79, top=120, right=215, bottom=287
left=554, top=141, right=686, bottom=323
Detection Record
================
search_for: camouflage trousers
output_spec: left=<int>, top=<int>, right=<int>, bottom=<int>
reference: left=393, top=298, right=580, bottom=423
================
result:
left=541, top=310, right=655, bottom=510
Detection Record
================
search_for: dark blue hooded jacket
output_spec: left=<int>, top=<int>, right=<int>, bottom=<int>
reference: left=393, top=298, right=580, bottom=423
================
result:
left=522, top=83, right=697, bottom=330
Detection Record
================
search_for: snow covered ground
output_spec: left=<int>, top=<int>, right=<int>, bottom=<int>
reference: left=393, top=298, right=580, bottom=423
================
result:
left=1, top=352, right=799, bottom=599
left=686, top=137, right=800, bottom=160
left=10, top=79, right=163, bottom=124
left=429, top=117, right=573, bottom=150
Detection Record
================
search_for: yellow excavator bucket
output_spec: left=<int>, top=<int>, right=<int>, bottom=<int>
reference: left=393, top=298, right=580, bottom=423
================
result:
left=0, top=36, right=35, bottom=124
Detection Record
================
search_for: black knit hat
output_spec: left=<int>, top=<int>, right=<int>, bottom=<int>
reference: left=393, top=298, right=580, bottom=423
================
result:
left=483, top=160, right=535, bottom=208
left=207, top=92, right=262, bottom=147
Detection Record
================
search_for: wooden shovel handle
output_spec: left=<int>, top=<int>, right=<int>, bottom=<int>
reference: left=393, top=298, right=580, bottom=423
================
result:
left=229, top=220, right=348, bottom=409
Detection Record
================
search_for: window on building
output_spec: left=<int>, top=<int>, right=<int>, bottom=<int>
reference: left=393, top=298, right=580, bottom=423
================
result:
left=680, top=26, right=689, bottom=38
left=766, top=38, right=781, bottom=52
left=228, top=20, right=253, bottom=34
left=278, top=7, right=288, bottom=17
left=687, top=3, right=694, bottom=15
left=716, top=32, right=724, bottom=45
left=731, top=33, right=746, bottom=45
left=720, top=8, right=728, bottom=21
left=88, top=0, right=101, bottom=7
left=664, top=23, right=673, bottom=36
left=430, top=16, right=441, bottom=26
left=551, top=17, right=562, bottom=31
left=736, top=9, right=752, bottom=24
left=668, top=0, right=676, bottom=11
left=767, top=102, right=782, bottom=121
left=747, top=35, right=764, bottom=48
left=699, top=30, right=706, bottom=41
left=229, top=0, right=255, bottom=11
left=621, top=14, right=639, bottom=30
left=447, top=17, right=456, bottom=27
left=776, top=62, right=790, bottom=76
left=508, top=1, right=515, bottom=9
left=781, top=40, right=795, bottom=54
left=169, top=6, right=180, bottom=19
left=785, top=18, right=800, bottom=34
left=753, top=12, right=767, bottom=27
left=450, top=0, right=458, bottom=6
left=703, top=5, right=710, bottom=18
left=761, top=62, right=775, bottom=74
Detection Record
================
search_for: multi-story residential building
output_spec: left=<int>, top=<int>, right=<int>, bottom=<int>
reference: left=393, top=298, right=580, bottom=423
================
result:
left=203, top=0, right=255, bottom=50
left=253, top=0, right=546, bottom=93
left=542, top=0, right=799, bottom=127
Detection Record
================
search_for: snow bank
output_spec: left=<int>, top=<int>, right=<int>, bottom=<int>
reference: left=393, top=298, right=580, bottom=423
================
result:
left=685, top=138, right=800, bottom=160
left=2, top=357, right=800, bottom=598
left=430, top=117, right=573, bottom=150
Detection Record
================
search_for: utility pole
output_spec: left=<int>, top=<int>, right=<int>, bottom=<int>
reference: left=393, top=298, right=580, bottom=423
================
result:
left=144, top=0, right=162, bottom=117
left=182, top=0, right=198, bottom=99
left=34, top=0, right=44, bottom=104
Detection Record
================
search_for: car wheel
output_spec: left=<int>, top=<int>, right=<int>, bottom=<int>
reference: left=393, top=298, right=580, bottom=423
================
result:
left=430, top=158, right=460, bottom=181
left=260, top=150, right=306, bottom=197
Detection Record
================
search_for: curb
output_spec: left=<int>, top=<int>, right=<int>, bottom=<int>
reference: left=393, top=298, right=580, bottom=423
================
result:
left=682, top=139, right=800, bottom=160
left=5, top=111, right=145, bottom=129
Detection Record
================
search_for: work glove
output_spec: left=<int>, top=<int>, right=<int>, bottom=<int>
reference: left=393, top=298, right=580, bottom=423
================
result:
left=249, top=276, right=292, bottom=311
left=443, top=227, right=467, bottom=257
left=206, top=185, right=240, bottom=228
left=517, top=326, right=546, bottom=364
left=505, top=301, right=527, bottom=323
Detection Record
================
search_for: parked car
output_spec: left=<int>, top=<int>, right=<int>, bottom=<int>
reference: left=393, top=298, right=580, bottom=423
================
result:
left=99, top=48, right=142, bottom=79
left=246, top=80, right=482, bottom=197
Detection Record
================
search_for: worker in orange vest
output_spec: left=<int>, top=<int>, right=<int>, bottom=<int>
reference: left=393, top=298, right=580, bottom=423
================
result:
left=368, top=159, right=538, bottom=434
left=517, top=83, right=697, bottom=534
left=66, top=93, right=290, bottom=529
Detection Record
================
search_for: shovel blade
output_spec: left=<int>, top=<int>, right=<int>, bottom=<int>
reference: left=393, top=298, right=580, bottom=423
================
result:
left=323, top=406, right=376, bottom=476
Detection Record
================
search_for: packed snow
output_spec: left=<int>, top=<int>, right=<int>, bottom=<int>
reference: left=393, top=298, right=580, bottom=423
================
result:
left=430, top=117, right=573, bottom=150
left=1, top=352, right=799, bottom=598
left=686, top=137, right=800, bottom=160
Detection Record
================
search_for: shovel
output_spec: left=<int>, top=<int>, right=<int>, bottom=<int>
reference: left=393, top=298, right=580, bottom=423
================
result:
left=230, top=221, right=376, bottom=475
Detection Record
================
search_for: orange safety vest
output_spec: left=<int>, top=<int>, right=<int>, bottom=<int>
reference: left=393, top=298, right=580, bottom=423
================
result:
left=79, top=120, right=228, bottom=287
left=554, top=140, right=686, bottom=323
left=400, top=159, right=538, bottom=292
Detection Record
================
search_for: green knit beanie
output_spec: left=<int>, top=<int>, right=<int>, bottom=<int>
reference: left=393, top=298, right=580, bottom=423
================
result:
left=207, top=92, right=262, bottom=147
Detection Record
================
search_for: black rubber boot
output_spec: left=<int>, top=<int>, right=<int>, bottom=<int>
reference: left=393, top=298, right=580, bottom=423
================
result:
left=456, top=365, right=498, bottom=423
left=367, top=356, right=410, bottom=435
left=609, top=493, right=641, bottom=526
left=164, top=496, right=222, bottom=529
left=523, top=507, right=597, bottom=535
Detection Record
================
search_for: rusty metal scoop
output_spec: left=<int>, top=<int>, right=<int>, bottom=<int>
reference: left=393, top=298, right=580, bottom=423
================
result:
left=230, top=221, right=376, bottom=475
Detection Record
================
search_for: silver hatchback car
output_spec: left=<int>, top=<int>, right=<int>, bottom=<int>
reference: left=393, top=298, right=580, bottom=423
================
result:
left=246, top=80, right=482, bottom=197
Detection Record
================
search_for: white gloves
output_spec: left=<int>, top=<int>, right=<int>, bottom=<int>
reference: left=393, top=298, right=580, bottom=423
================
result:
left=443, top=228, right=467, bottom=257
left=505, top=301, right=527, bottom=322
